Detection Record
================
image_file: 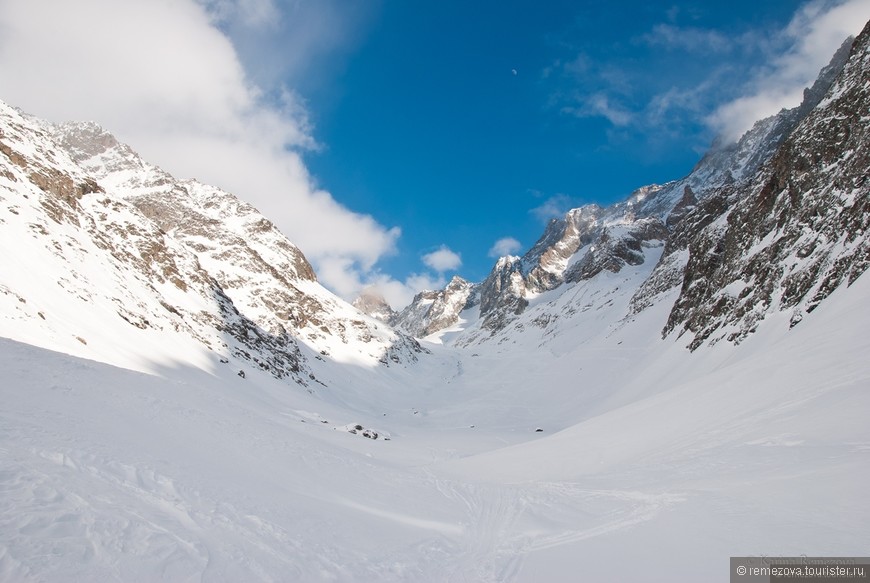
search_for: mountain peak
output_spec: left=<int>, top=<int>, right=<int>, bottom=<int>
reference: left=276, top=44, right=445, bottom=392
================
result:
left=0, top=99, right=425, bottom=380
left=391, top=28, right=863, bottom=345
left=352, top=287, right=396, bottom=323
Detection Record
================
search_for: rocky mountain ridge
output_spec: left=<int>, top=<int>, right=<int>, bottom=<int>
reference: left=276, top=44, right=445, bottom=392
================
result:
left=391, top=28, right=865, bottom=351
left=660, top=27, right=870, bottom=349
left=0, top=102, right=424, bottom=384
left=390, top=275, right=479, bottom=338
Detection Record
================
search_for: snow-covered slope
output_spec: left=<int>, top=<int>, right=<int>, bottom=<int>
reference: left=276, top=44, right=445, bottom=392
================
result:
left=0, top=102, right=306, bottom=379
left=2, top=253, right=867, bottom=582
left=0, top=102, right=424, bottom=379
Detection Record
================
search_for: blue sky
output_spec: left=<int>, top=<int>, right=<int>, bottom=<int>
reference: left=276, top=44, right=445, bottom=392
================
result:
left=301, top=0, right=811, bottom=285
left=2, top=0, right=869, bottom=307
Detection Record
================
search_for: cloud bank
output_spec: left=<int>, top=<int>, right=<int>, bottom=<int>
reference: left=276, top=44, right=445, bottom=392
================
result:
left=550, top=0, right=870, bottom=147
left=0, top=0, right=397, bottom=300
left=708, top=0, right=870, bottom=141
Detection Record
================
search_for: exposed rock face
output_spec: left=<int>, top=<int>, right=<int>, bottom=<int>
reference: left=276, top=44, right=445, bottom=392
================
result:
left=521, top=206, right=602, bottom=291
left=393, top=276, right=478, bottom=338
left=629, top=192, right=730, bottom=315
left=478, top=258, right=528, bottom=332
left=0, top=102, right=424, bottom=381
left=352, top=288, right=396, bottom=324
left=624, top=32, right=859, bottom=332
left=663, top=22, right=870, bottom=349
left=565, top=218, right=668, bottom=283
left=666, top=186, right=698, bottom=230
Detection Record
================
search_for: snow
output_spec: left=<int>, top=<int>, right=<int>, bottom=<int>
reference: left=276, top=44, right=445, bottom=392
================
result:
left=3, top=265, right=868, bottom=581
left=722, top=279, right=749, bottom=297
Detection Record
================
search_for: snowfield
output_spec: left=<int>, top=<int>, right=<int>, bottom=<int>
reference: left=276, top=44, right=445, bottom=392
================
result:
left=2, top=269, right=868, bottom=582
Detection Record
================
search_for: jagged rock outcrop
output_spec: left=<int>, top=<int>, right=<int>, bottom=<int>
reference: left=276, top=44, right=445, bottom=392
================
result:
left=392, top=276, right=478, bottom=338
left=663, top=21, right=870, bottom=349
left=565, top=218, right=668, bottom=283
left=521, top=205, right=602, bottom=291
left=477, top=258, right=528, bottom=332
left=352, top=288, right=396, bottom=324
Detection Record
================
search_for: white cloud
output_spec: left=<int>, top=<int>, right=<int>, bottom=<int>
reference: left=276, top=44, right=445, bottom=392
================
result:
left=422, top=246, right=462, bottom=272
left=360, top=272, right=447, bottom=312
left=488, top=237, right=522, bottom=258
left=642, top=23, right=734, bottom=53
left=529, top=194, right=576, bottom=223
left=202, top=0, right=379, bottom=92
left=707, top=0, right=870, bottom=141
left=562, top=92, right=633, bottom=126
left=202, top=0, right=280, bottom=28
left=0, top=0, right=399, bottom=299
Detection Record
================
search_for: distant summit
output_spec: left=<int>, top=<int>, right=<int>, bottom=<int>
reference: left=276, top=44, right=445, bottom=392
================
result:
left=391, top=28, right=864, bottom=351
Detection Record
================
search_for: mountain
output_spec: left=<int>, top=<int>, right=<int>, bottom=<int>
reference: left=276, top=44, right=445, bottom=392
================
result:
left=352, top=287, right=397, bottom=323
left=0, top=102, right=424, bottom=385
left=393, top=32, right=859, bottom=347
left=660, top=29, right=869, bottom=349
left=392, top=276, right=479, bottom=338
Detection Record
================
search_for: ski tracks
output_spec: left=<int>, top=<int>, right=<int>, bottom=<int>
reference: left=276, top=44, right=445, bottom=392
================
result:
left=0, top=443, right=350, bottom=582
left=423, top=471, right=685, bottom=582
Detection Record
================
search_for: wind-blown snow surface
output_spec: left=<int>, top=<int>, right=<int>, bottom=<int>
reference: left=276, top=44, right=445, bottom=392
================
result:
left=2, top=261, right=868, bottom=581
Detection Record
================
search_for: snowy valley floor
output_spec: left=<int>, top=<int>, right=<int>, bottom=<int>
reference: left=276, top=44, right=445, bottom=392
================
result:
left=2, top=275, right=870, bottom=582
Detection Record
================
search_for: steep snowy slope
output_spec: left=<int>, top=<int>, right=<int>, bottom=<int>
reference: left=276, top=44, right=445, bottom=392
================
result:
left=660, top=27, right=870, bottom=349
left=0, top=102, right=423, bottom=378
left=0, top=102, right=307, bottom=379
